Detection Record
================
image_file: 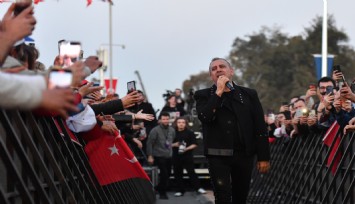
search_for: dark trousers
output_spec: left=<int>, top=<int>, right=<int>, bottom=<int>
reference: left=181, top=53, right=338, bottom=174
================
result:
left=154, top=157, right=172, bottom=195
left=173, top=155, right=201, bottom=193
left=207, top=154, right=254, bottom=204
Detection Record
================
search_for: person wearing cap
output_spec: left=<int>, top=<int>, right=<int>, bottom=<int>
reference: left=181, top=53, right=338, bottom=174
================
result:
left=194, top=57, right=270, bottom=204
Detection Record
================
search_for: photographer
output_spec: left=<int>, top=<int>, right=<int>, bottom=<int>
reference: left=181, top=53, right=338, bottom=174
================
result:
left=174, top=88, right=185, bottom=111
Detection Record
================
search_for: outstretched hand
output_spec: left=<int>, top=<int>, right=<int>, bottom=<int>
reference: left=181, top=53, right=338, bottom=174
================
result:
left=135, top=109, right=155, bottom=121
left=121, top=91, right=140, bottom=108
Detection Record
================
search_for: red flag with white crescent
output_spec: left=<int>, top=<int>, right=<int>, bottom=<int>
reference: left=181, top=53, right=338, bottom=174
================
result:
left=81, top=125, right=150, bottom=185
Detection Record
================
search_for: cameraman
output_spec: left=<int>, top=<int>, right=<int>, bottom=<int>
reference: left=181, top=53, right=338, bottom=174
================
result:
left=160, top=94, right=186, bottom=124
left=174, top=88, right=185, bottom=111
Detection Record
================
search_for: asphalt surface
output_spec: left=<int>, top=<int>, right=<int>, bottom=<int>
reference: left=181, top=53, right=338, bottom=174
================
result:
left=155, top=190, right=214, bottom=204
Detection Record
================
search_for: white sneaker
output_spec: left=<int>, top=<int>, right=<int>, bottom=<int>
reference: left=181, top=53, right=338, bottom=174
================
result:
left=197, top=188, right=206, bottom=194
left=174, top=192, right=183, bottom=197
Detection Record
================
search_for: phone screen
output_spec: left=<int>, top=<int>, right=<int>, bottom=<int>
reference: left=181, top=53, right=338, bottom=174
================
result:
left=309, top=110, right=316, bottom=117
left=295, top=109, right=302, bottom=118
left=49, top=69, right=72, bottom=89
left=326, top=86, right=334, bottom=95
left=59, top=41, right=82, bottom=67
left=283, top=111, right=291, bottom=120
left=14, top=1, right=32, bottom=16
left=309, top=84, right=317, bottom=90
left=333, top=65, right=342, bottom=73
left=127, top=81, right=136, bottom=93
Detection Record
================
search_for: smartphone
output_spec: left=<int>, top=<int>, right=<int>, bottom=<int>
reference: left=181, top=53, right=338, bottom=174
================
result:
left=127, top=81, right=136, bottom=93
left=351, top=82, right=355, bottom=93
left=79, top=50, right=84, bottom=60
left=333, top=65, right=342, bottom=73
left=326, top=86, right=334, bottom=95
left=302, top=108, right=309, bottom=117
left=14, top=0, right=32, bottom=16
left=282, top=101, right=289, bottom=106
left=309, top=83, right=317, bottom=90
left=295, top=109, right=302, bottom=118
left=268, top=113, right=275, bottom=121
left=59, top=41, right=82, bottom=67
left=283, top=111, right=291, bottom=120
left=49, top=69, right=72, bottom=89
left=93, top=82, right=100, bottom=87
left=309, top=110, right=316, bottom=117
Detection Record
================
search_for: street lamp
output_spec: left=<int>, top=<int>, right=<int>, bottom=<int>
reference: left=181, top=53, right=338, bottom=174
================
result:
left=100, top=2, right=125, bottom=94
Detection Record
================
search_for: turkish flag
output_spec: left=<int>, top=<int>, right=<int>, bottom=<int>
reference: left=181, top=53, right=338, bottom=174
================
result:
left=104, top=78, right=118, bottom=94
left=80, top=125, right=150, bottom=185
left=323, top=121, right=342, bottom=175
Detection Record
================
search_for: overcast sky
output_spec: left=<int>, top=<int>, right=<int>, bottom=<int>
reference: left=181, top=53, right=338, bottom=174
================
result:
left=1, top=0, right=354, bottom=112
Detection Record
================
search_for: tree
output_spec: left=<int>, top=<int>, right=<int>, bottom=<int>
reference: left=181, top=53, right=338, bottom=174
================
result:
left=182, top=16, right=355, bottom=111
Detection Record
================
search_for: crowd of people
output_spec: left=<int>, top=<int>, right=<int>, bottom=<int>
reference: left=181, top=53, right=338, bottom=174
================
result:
left=2, top=3, right=355, bottom=204
left=0, top=3, right=206, bottom=202
left=265, top=70, right=355, bottom=142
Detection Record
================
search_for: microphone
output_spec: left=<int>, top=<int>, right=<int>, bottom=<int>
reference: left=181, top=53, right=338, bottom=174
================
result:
left=225, top=81, right=235, bottom=91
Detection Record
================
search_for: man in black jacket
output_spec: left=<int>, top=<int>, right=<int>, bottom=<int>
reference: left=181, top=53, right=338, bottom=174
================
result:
left=194, top=57, right=270, bottom=204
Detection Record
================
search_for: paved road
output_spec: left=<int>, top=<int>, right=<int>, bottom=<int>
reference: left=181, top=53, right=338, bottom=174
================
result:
left=155, top=190, right=214, bottom=204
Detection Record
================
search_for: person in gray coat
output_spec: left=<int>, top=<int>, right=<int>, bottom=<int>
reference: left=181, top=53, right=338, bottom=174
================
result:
left=146, top=112, right=175, bottom=200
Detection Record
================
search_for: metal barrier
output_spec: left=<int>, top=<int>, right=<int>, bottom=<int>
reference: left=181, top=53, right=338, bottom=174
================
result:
left=248, top=129, right=355, bottom=204
left=0, top=109, right=155, bottom=204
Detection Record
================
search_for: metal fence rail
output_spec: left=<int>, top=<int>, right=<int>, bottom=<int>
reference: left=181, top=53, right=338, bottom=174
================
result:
left=248, top=129, right=355, bottom=204
left=0, top=109, right=155, bottom=204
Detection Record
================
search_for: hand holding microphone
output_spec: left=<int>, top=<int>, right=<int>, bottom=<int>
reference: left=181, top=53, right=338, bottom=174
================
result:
left=216, top=76, right=234, bottom=96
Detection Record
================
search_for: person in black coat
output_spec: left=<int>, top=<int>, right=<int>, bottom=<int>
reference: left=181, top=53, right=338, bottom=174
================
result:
left=194, top=57, right=270, bottom=204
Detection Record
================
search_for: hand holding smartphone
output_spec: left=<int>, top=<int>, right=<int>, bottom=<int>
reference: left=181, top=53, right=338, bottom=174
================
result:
left=309, top=83, right=317, bottom=90
left=14, top=0, right=32, bottom=16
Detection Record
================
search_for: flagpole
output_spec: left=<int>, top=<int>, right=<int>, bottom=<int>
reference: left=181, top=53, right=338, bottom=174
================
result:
left=109, top=2, right=113, bottom=94
left=322, top=0, right=328, bottom=77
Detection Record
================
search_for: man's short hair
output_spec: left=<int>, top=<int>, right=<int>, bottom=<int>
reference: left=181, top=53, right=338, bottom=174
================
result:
left=159, top=112, right=170, bottom=119
left=294, top=98, right=305, bottom=104
left=209, top=57, right=232, bottom=71
left=318, top=77, right=336, bottom=87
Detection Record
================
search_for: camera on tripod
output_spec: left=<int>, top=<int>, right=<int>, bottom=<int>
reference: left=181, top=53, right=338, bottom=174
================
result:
left=162, top=90, right=174, bottom=101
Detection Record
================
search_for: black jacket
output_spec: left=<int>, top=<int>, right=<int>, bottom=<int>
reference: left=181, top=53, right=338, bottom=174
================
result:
left=194, top=84, right=270, bottom=161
